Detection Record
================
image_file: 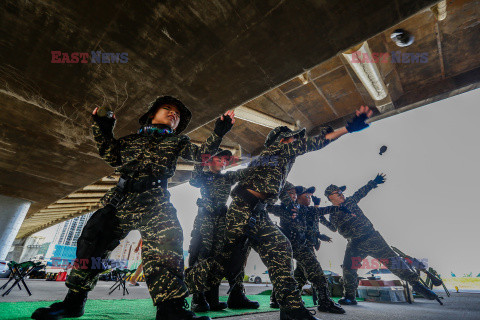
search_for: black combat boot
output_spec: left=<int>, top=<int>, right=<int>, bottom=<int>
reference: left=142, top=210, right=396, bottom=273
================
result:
left=410, top=281, right=440, bottom=300
left=280, top=307, right=320, bottom=320
left=156, top=298, right=211, bottom=320
left=31, top=290, right=87, bottom=320
left=205, top=286, right=227, bottom=311
left=270, top=290, right=280, bottom=308
left=191, top=292, right=210, bottom=313
left=315, top=285, right=345, bottom=314
left=338, top=294, right=358, bottom=305
left=227, top=285, right=260, bottom=309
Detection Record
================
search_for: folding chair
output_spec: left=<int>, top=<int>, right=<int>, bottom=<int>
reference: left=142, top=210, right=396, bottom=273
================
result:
left=1, top=261, right=43, bottom=297
left=108, top=268, right=136, bottom=296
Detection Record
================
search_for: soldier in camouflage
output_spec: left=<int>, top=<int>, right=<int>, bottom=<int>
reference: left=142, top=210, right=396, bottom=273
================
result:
left=185, top=106, right=374, bottom=320
left=325, top=174, right=440, bottom=305
left=32, top=96, right=235, bottom=320
left=188, top=149, right=259, bottom=312
left=267, top=184, right=345, bottom=314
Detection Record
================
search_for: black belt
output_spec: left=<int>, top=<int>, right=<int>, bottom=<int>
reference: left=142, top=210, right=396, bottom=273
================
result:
left=109, top=176, right=166, bottom=208
left=125, top=176, right=167, bottom=193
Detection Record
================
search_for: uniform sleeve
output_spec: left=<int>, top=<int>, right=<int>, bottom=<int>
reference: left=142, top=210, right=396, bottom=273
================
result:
left=278, top=181, right=295, bottom=206
left=266, top=204, right=291, bottom=220
left=281, top=128, right=333, bottom=157
left=310, top=206, right=339, bottom=232
left=189, top=163, right=206, bottom=188
left=179, top=132, right=222, bottom=162
left=349, top=180, right=378, bottom=204
left=224, top=167, right=253, bottom=185
left=91, top=122, right=122, bottom=167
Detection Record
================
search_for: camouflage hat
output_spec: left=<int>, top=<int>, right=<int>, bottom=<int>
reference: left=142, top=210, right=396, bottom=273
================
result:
left=324, top=184, right=346, bottom=198
left=264, top=126, right=306, bottom=147
left=283, top=181, right=296, bottom=192
left=213, top=149, right=233, bottom=158
left=139, top=96, right=192, bottom=134
left=295, top=186, right=316, bottom=195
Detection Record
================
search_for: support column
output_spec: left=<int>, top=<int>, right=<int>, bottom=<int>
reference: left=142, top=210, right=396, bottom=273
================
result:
left=0, top=194, right=31, bottom=260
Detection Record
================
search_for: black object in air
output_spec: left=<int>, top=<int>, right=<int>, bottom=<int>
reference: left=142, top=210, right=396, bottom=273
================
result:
left=390, top=29, right=415, bottom=47
left=379, top=145, right=387, bottom=155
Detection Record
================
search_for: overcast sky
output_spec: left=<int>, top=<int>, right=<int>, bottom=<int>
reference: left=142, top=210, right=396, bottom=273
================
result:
left=36, top=88, right=480, bottom=278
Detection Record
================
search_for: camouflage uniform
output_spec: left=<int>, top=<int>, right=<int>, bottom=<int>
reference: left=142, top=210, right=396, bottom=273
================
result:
left=185, top=127, right=334, bottom=311
left=188, top=163, right=252, bottom=289
left=267, top=192, right=339, bottom=304
left=327, top=180, right=420, bottom=298
left=66, top=121, right=223, bottom=305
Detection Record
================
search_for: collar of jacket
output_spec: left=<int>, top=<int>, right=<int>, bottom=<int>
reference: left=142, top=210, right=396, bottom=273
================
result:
left=138, top=124, right=173, bottom=137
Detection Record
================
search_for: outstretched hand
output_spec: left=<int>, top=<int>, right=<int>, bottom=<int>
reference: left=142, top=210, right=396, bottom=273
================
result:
left=373, top=173, right=386, bottom=185
left=214, top=110, right=235, bottom=136
left=346, top=105, right=373, bottom=133
left=311, top=196, right=321, bottom=206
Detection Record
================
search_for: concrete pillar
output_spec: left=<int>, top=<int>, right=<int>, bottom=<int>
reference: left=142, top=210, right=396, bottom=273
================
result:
left=0, top=194, right=31, bottom=260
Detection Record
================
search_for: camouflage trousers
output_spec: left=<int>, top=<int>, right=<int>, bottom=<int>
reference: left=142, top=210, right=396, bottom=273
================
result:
left=342, top=231, right=419, bottom=298
left=66, top=187, right=188, bottom=305
left=185, top=194, right=304, bottom=310
left=188, top=207, right=247, bottom=290
left=272, top=243, right=330, bottom=304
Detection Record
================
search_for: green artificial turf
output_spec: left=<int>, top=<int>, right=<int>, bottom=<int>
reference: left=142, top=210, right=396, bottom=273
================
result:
left=0, top=294, right=351, bottom=320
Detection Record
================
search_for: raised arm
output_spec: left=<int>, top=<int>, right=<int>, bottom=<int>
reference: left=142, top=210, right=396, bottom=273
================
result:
left=283, top=106, right=373, bottom=157
left=350, top=173, right=386, bottom=203
left=224, top=166, right=254, bottom=185
left=91, top=107, right=122, bottom=167
left=189, top=162, right=206, bottom=188
left=179, top=110, right=235, bottom=162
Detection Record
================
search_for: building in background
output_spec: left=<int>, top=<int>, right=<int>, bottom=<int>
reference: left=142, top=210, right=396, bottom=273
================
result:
left=44, top=212, right=94, bottom=266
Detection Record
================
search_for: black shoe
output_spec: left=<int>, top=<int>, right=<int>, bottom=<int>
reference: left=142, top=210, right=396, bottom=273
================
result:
left=280, top=307, right=319, bottom=320
left=227, top=285, right=260, bottom=309
left=315, top=284, right=346, bottom=313
left=191, top=293, right=210, bottom=313
left=317, top=300, right=346, bottom=314
left=270, top=290, right=280, bottom=309
left=31, top=290, right=87, bottom=320
left=338, top=296, right=357, bottom=305
left=410, top=281, right=439, bottom=301
left=156, top=298, right=210, bottom=320
left=205, top=286, right=227, bottom=311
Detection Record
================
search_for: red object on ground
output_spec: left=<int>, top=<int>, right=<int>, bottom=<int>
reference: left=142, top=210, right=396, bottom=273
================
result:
left=56, top=272, right=67, bottom=281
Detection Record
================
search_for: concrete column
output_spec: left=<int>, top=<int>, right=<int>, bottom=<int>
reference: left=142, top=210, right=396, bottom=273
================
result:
left=0, top=194, right=31, bottom=260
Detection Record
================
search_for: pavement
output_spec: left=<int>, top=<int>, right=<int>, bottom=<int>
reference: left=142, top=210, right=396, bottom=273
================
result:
left=1, top=279, right=479, bottom=319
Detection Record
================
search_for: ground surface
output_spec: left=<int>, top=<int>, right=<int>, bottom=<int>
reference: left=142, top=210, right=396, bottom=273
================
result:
left=0, top=279, right=478, bottom=319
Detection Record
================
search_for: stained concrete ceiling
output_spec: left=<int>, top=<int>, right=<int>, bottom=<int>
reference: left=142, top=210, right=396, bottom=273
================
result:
left=3, top=0, right=479, bottom=238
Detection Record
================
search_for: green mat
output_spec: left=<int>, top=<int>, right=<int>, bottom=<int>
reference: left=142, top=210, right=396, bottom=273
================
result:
left=0, top=295, right=348, bottom=320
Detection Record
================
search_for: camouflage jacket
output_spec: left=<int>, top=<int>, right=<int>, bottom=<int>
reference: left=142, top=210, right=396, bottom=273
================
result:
left=267, top=200, right=339, bottom=245
left=238, top=128, right=332, bottom=202
left=189, top=164, right=252, bottom=213
left=328, top=180, right=379, bottom=240
left=92, top=122, right=222, bottom=180
left=302, top=205, right=338, bottom=246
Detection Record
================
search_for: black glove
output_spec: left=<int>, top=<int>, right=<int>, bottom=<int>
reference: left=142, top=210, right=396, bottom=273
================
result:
left=318, top=234, right=332, bottom=242
left=346, top=113, right=369, bottom=133
left=214, top=115, right=233, bottom=137
left=311, top=196, right=321, bottom=206
left=373, top=173, right=386, bottom=185
left=92, top=112, right=116, bottom=138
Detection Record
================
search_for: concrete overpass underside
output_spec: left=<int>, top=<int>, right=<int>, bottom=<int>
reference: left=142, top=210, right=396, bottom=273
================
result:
left=0, top=0, right=479, bottom=240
